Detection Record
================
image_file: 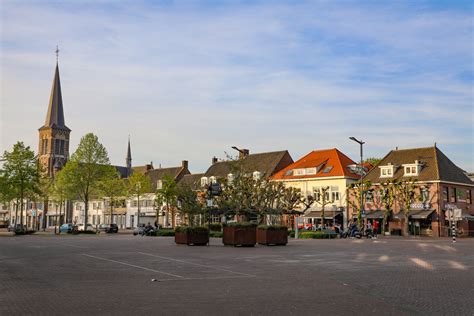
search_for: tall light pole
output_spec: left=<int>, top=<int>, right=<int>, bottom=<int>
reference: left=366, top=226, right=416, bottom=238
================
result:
left=349, top=137, right=365, bottom=229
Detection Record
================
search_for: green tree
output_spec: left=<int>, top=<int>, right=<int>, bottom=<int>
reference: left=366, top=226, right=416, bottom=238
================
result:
left=364, top=157, right=382, bottom=166
left=128, top=172, right=152, bottom=227
left=396, top=178, right=418, bottom=236
left=176, top=184, right=205, bottom=227
left=55, top=133, right=111, bottom=226
left=51, top=173, right=71, bottom=233
left=98, top=168, right=127, bottom=225
left=155, top=175, right=178, bottom=228
left=1, top=142, right=40, bottom=226
left=379, top=179, right=398, bottom=234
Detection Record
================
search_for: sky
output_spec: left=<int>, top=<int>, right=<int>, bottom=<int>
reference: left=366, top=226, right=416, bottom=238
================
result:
left=1, top=0, right=473, bottom=173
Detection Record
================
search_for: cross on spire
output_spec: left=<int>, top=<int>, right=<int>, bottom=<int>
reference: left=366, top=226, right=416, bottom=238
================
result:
left=55, top=45, right=59, bottom=63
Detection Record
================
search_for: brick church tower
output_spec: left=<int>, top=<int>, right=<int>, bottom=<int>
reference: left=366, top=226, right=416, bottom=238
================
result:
left=38, top=57, right=71, bottom=178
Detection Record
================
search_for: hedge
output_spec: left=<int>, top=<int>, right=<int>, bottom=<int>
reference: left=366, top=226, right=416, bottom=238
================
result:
left=156, top=229, right=175, bottom=237
left=293, top=230, right=337, bottom=239
left=208, top=223, right=222, bottom=232
left=257, top=225, right=288, bottom=231
left=209, top=231, right=223, bottom=238
left=175, top=226, right=209, bottom=234
left=223, top=222, right=257, bottom=228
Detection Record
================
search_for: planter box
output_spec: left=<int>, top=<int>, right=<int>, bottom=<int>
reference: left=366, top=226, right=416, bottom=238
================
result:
left=223, top=225, right=256, bottom=247
left=257, top=228, right=288, bottom=246
left=174, top=231, right=209, bottom=246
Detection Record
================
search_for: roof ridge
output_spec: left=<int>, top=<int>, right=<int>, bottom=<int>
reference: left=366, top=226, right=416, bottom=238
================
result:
left=433, top=146, right=441, bottom=180
left=392, top=146, right=436, bottom=152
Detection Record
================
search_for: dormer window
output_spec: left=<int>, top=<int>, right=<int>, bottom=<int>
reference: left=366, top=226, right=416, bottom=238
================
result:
left=200, top=177, right=208, bottom=187
left=157, top=180, right=163, bottom=190
left=379, top=164, right=394, bottom=178
left=209, top=176, right=217, bottom=184
left=306, top=167, right=317, bottom=175
left=402, top=160, right=422, bottom=177
left=227, top=173, right=234, bottom=183
left=294, top=169, right=305, bottom=176
left=253, top=171, right=261, bottom=180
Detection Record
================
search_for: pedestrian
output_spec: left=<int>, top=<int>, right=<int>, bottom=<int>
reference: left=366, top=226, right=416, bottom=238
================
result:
left=373, top=220, right=378, bottom=238
left=366, top=221, right=372, bottom=238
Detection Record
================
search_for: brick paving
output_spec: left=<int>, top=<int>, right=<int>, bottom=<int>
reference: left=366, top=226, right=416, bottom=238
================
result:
left=0, top=235, right=473, bottom=315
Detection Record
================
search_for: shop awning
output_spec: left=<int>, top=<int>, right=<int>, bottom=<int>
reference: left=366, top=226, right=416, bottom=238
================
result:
left=393, top=209, right=434, bottom=220
left=303, top=210, right=342, bottom=219
left=410, top=209, right=435, bottom=219
left=366, top=210, right=384, bottom=219
left=462, top=213, right=474, bottom=221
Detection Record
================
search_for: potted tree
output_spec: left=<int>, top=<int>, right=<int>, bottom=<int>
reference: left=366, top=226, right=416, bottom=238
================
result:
left=256, top=184, right=302, bottom=246
left=174, top=183, right=209, bottom=246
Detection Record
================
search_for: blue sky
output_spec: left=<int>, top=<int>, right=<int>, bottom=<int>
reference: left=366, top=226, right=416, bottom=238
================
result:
left=1, top=0, right=473, bottom=172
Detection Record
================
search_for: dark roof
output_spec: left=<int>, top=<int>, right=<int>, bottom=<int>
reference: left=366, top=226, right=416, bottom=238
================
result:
left=364, top=146, right=474, bottom=185
left=178, top=173, right=205, bottom=190
left=132, top=164, right=153, bottom=175
left=146, top=167, right=190, bottom=191
left=204, top=150, right=293, bottom=178
left=40, top=64, right=70, bottom=131
left=113, top=165, right=129, bottom=178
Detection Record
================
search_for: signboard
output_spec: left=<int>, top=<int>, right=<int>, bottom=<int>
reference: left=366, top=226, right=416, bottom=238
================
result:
left=445, top=208, right=462, bottom=221
left=410, top=202, right=431, bottom=210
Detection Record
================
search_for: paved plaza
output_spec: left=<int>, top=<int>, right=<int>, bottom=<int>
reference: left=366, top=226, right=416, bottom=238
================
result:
left=1, top=235, right=473, bottom=315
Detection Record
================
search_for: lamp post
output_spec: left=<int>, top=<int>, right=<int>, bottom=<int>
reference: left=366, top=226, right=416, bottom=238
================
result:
left=349, top=137, right=365, bottom=229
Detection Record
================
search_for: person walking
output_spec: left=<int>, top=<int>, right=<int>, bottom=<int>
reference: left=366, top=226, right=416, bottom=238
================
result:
left=373, top=220, right=379, bottom=239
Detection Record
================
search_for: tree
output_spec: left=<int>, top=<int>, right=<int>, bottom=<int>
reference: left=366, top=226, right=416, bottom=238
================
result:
left=1, top=142, right=40, bottom=226
left=396, top=178, right=418, bottom=236
left=128, top=172, right=152, bottom=227
left=155, top=175, right=178, bottom=228
left=347, top=181, right=372, bottom=229
left=364, top=157, right=382, bottom=166
left=51, top=173, right=70, bottom=233
left=176, top=184, right=205, bottom=227
left=378, top=179, right=398, bottom=234
left=55, top=133, right=111, bottom=226
left=313, top=186, right=334, bottom=227
left=98, top=167, right=126, bottom=225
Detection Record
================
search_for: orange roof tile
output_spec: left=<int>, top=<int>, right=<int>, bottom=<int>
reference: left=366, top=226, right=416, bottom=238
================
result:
left=271, top=148, right=361, bottom=180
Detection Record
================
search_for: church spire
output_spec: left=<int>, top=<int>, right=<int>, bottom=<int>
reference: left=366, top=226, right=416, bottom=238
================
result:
left=126, top=136, right=132, bottom=176
left=43, top=46, right=70, bottom=131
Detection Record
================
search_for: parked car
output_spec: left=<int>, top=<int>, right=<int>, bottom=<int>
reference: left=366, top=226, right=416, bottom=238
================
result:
left=59, top=223, right=77, bottom=234
left=98, top=224, right=119, bottom=233
left=77, top=223, right=96, bottom=232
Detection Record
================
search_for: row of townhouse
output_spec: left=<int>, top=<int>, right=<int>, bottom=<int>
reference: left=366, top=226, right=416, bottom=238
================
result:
left=4, top=145, right=473, bottom=237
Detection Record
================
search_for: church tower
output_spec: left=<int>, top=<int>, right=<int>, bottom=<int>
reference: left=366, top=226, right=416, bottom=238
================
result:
left=38, top=48, right=71, bottom=178
left=126, top=136, right=132, bottom=177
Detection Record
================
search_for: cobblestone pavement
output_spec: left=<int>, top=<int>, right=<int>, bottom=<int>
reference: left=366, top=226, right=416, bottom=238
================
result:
left=1, top=235, right=473, bottom=315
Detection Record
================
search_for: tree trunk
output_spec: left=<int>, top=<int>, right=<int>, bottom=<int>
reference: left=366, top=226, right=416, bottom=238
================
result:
left=20, top=188, right=24, bottom=226
left=84, top=196, right=89, bottom=226
left=14, top=199, right=18, bottom=225
left=404, top=214, right=410, bottom=237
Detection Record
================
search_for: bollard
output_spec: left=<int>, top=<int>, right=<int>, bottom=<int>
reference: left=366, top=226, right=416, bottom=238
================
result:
left=452, top=221, right=456, bottom=243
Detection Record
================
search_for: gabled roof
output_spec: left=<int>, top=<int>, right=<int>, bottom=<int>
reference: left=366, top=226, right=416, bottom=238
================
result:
left=363, top=146, right=474, bottom=185
left=146, top=166, right=190, bottom=191
left=178, top=173, right=205, bottom=190
left=204, top=150, right=293, bottom=178
left=40, top=63, right=70, bottom=131
left=132, top=164, right=153, bottom=175
left=272, top=148, right=360, bottom=180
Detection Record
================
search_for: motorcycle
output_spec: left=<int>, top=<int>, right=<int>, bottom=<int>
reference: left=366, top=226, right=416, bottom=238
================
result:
left=140, top=226, right=156, bottom=236
left=341, top=227, right=362, bottom=239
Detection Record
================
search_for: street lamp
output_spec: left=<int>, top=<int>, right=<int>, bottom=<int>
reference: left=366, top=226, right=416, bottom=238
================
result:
left=349, top=137, right=365, bottom=229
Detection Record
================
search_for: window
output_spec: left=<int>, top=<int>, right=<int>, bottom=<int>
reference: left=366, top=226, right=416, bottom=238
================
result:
left=313, top=187, right=321, bottom=201
left=201, top=177, right=208, bottom=187
left=323, top=166, right=333, bottom=173
left=380, top=166, right=394, bottom=177
left=55, top=139, right=60, bottom=155
left=157, top=180, right=163, bottom=189
left=132, top=200, right=138, bottom=207
left=306, top=168, right=317, bottom=175
left=227, top=173, right=234, bottom=183
left=421, top=187, right=429, bottom=202
left=60, top=140, right=65, bottom=155
left=75, top=204, right=80, bottom=210
left=92, top=215, right=96, bottom=225
left=402, top=161, right=422, bottom=176
left=294, top=169, right=305, bottom=176
left=450, top=188, right=456, bottom=203
left=365, top=190, right=374, bottom=203
left=253, top=171, right=261, bottom=180
left=92, top=203, right=97, bottom=210
left=209, top=176, right=217, bottom=184
left=332, top=191, right=340, bottom=201
left=442, top=187, right=448, bottom=202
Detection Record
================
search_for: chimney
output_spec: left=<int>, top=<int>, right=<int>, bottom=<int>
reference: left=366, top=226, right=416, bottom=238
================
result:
left=182, top=160, right=188, bottom=170
left=212, top=156, right=218, bottom=164
left=239, top=149, right=249, bottom=159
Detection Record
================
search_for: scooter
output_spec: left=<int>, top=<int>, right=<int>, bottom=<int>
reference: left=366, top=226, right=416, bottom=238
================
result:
left=341, top=228, right=362, bottom=239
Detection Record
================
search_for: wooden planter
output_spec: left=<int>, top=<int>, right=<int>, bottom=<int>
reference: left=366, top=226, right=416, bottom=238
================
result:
left=175, top=231, right=209, bottom=246
left=257, top=228, right=288, bottom=246
left=223, top=225, right=256, bottom=247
